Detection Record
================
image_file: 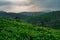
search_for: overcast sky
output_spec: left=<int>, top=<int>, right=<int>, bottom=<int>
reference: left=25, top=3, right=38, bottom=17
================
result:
left=0, top=0, right=60, bottom=12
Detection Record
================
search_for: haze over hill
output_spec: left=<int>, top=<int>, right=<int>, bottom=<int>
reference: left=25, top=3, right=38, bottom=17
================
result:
left=0, top=11, right=60, bottom=29
left=0, top=11, right=48, bottom=18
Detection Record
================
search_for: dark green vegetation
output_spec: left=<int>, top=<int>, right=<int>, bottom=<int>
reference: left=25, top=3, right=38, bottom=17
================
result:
left=0, top=11, right=60, bottom=29
left=0, top=17, right=60, bottom=40
left=26, top=11, right=60, bottom=29
left=0, top=11, right=60, bottom=40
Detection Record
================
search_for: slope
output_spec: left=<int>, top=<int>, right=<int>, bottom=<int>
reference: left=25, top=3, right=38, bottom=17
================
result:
left=26, top=11, right=60, bottom=29
left=0, top=17, right=60, bottom=40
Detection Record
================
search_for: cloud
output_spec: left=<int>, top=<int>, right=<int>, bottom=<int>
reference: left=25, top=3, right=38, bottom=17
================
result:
left=34, top=0, right=60, bottom=10
left=0, top=0, right=60, bottom=12
left=0, top=1, right=11, bottom=6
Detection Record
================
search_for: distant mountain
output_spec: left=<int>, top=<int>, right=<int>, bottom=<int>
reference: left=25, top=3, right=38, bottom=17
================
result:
left=0, top=11, right=47, bottom=17
left=0, top=11, right=60, bottom=29
left=0, top=11, right=27, bottom=19
left=0, top=10, right=52, bottom=17
left=19, top=12, right=45, bottom=16
left=0, top=11, right=47, bottom=21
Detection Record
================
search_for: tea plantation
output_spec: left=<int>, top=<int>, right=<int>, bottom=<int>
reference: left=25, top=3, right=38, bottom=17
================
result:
left=0, top=17, right=60, bottom=40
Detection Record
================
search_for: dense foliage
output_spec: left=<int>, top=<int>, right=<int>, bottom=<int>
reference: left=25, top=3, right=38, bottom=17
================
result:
left=26, top=11, right=60, bottom=29
left=0, top=17, right=60, bottom=40
left=0, top=11, right=60, bottom=29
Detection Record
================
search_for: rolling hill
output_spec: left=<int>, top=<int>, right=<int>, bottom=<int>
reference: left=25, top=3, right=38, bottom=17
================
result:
left=0, top=11, right=27, bottom=19
left=0, top=11, right=45, bottom=18
left=26, top=11, right=60, bottom=29
left=0, top=11, right=60, bottom=29
left=0, top=11, right=45, bottom=22
left=0, top=17, right=60, bottom=40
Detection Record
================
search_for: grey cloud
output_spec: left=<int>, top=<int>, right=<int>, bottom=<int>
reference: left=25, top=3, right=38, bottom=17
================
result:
left=0, top=0, right=60, bottom=12
left=0, top=1, right=12, bottom=6
left=33, top=0, right=60, bottom=10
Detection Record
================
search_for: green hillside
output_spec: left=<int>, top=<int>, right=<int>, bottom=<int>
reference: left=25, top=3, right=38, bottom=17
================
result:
left=26, top=11, right=60, bottom=29
left=0, top=11, right=60, bottom=29
left=0, top=17, right=60, bottom=40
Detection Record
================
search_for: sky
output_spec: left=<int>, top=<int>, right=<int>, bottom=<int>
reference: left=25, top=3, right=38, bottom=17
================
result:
left=0, top=0, right=60, bottom=12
